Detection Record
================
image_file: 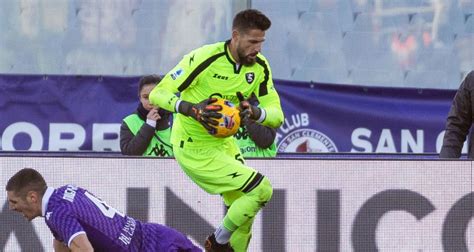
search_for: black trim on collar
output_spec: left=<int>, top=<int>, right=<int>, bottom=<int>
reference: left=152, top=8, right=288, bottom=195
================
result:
left=224, top=40, right=241, bottom=74
left=178, top=51, right=226, bottom=92
left=256, top=57, right=269, bottom=96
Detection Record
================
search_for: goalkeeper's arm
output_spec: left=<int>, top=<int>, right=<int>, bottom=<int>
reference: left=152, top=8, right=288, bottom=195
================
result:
left=238, top=93, right=277, bottom=148
left=245, top=121, right=276, bottom=149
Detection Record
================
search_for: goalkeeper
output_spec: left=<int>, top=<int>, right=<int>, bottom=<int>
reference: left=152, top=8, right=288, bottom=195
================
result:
left=149, top=9, right=283, bottom=252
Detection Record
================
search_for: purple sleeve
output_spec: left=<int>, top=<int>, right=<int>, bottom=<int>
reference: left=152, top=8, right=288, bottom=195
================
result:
left=46, top=208, right=85, bottom=247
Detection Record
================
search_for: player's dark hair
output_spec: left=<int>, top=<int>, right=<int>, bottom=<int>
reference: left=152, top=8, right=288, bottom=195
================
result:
left=138, top=74, right=162, bottom=96
left=232, top=9, right=271, bottom=33
left=6, top=168, right=47, bottom=198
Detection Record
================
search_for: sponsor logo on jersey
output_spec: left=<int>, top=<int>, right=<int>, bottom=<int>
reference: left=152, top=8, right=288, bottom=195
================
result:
left=46, top=212, right=52, bottom=220
left=213, top=73, right=229, bottom=80
left=245, top=72, right=255, bottom=84
left=63, top=184, right=78, bottom=202
left=277, top=128, right=338, bottom=153
left=170, top=68, right=184, bottom=80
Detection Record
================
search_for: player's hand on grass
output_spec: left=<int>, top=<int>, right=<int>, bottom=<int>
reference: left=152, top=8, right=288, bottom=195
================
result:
left=236, top=92, right=261, bottom=125
left=178, top=97, right=222, bottom=133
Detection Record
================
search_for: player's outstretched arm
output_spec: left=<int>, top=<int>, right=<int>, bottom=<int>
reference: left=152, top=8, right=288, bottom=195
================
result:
left=69, top=234, right=94, bottom=252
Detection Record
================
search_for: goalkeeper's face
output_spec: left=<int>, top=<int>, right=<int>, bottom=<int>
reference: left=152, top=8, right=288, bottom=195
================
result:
left=235, top=28, right=266, bottom=66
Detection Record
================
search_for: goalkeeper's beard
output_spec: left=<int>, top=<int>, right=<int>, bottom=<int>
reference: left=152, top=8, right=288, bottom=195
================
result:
left=237, top=49, right=256, bottom=66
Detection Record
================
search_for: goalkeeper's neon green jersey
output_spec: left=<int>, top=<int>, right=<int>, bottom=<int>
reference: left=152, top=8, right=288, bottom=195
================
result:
left=149, top=40, right=284, bottom=148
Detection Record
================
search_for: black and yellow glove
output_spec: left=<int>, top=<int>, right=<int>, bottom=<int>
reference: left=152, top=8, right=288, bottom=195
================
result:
left=178, top=98, right=222, bottom=134
left=236, top=92, right=262, bottom=125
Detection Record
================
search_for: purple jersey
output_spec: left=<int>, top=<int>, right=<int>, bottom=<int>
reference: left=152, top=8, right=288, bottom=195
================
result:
left=43, top=185, right=201, bottom=252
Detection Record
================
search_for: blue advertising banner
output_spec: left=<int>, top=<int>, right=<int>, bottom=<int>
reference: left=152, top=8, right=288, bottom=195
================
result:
left=0, top=75, right=457, bottom=153
left=275, top=79, right=457, bottom=154
left=0, top=75, right=138, bottom=151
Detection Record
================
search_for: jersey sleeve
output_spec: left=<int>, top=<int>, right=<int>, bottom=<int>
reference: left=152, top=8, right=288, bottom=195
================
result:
left=254, top=61, right=284, bottom=128
left=149, top=65, right=185, bottom=112
left=47, top=208, right=85, bottom=248
left=149, top=48, right=203, bottom=112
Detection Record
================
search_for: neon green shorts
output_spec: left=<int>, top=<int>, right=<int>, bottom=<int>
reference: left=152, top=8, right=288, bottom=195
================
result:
left=173, top=139, right=260, bottom=195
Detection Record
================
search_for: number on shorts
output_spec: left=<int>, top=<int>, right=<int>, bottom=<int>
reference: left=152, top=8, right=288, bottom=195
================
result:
left=235, top=153, right=245, bottom=164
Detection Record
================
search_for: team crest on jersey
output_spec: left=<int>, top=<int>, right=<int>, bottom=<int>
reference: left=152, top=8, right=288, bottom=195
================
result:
left=245, top=72, right=255, bottom=84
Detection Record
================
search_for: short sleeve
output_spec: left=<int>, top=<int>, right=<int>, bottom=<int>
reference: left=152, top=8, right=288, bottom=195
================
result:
left=46, top=208, right=84, bottom=247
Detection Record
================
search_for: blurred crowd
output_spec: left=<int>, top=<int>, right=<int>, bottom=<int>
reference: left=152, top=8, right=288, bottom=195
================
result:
left=0, top=0, right=472, bottom=89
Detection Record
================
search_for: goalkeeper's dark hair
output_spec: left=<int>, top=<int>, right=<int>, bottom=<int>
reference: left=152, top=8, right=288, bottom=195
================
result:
left=232, top=9, right=271, bottom=33
left=138, top=74, right=162, bottom=96
left=6, top=168, right=47, bottom=198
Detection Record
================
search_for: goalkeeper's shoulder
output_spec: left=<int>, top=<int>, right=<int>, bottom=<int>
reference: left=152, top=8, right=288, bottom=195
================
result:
left=256, top=53, right=270, bottom=64
left=183, top=41, right=226, bottom=66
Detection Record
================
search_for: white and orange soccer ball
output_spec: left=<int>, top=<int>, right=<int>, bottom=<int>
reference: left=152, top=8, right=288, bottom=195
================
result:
left=210, top=98, right=241, bottom=138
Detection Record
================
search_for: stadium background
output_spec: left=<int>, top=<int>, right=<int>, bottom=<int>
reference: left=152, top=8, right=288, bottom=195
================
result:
left=0, top=0, right=473, bottom=251
left=0, top=0, right=472, bottom=88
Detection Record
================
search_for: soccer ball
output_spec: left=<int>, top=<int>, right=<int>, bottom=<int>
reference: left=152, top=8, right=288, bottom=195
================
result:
left=210, top=98, right=241, bottom=138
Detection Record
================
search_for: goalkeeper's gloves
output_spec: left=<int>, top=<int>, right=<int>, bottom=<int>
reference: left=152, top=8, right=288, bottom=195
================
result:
left=177, top=98, right=222, bottom=134
left=236, top=92, right=262, bottom=125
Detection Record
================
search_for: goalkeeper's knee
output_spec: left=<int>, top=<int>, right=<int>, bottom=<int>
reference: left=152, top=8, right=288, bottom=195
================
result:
left=247, top=176, right=273, bottom=207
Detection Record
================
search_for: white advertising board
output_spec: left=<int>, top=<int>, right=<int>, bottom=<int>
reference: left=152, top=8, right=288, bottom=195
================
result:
left=0, top=157, right=472, bottom=251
